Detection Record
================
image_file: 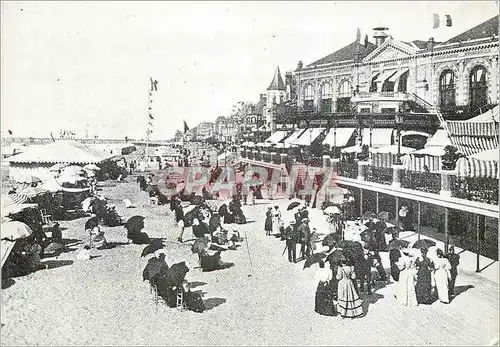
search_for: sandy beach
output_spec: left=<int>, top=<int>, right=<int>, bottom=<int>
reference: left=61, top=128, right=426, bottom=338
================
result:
left=1, top=174, right=498, bottom=346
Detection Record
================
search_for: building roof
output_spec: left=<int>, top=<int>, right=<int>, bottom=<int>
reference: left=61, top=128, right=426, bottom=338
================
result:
left=439, top=15, right=498, bottom=46
left=267, top=66, right=286, bottom=91
left=7, top=140, right=114, bottom=164
left=307, top=41, right=377, bottom=67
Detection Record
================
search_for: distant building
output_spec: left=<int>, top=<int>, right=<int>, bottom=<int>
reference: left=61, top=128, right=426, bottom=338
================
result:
left=196, top=122, right=215, bottom=140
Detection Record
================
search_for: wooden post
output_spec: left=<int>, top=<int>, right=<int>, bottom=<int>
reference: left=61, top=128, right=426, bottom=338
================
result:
left=359, top=188, right=363, bottom=217
left=417, top=201, right=421, bottom=241
left=395, top=196, right=399, bottom=227
left=476, top=214, right=481, bottom=272
left=376, top=191, right=379, bottom=215
left=444, top=208, right=449, bottom=253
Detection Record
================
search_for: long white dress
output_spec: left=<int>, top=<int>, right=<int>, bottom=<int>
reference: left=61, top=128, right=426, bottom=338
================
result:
left=395, top=255, right=418, bottom=306
left=434, top=257, right=451, bottom=303
left=272, top=209, right=281, bottom=235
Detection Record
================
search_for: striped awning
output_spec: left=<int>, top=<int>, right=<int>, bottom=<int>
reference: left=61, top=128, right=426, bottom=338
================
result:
left=402, top=151, right=443, bottom=173
left=361, top=128, right=394, bottom=147
left=322, top=128, right=356, bottom=147
left=456, top=148, right=499, bottom=179
left=293, top=128, right=325, bottom=146
left=1, top=239, right=16, bottom=269
left=375, top=69, right=397, bottom=83
left=447, top=121, right=498, bottom=156
left=283, top=129, right=306, bottom=146
left=265, top=131, right=288, bottom=144
left=388, top=68, right=409, bottom=82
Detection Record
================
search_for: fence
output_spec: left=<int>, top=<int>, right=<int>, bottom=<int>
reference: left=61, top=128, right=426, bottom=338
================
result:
left=451, top=176, right=499, bottom=205
left=401, top=170, right=441, bottom=194
left=365, top=166, right=394, bottom=185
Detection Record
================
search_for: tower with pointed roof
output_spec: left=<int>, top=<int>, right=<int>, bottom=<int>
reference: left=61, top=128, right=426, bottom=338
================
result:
left=265, top=66, right=286, bottom=132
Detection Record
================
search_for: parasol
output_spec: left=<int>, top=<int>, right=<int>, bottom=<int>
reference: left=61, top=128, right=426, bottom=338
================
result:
left=141, top=239, right=166, bottom=257
left=191, top=237, right=210, bottom=254
left=1, top=221, right=33, bottom=240
left=125, top=215, right=145, bottom=231
left=411, top=239, right=436, bottom=249
left=161, top=261, right=190, bottom=287
left=322, top=233, right=340, bottom=247
left=287, top=202, right=301, bottom=211
left=303, top=252, right=327, bottom=269
left=142, top=257, right=169, bottom=282
left=83, top=164, right=101, bottom=171
left=85, top=216, right=99, bottom=230
left=388, top=239, right=410, bottom=250
left=326, top=249, right=346, bottom=264
left=324, top=206, right=341, bottom=215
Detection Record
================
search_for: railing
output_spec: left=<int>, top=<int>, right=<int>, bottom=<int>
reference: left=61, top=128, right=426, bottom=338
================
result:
left=451, top=176, right=499, bottom=205
left=401, top=170, right=441, bottom=194
left=355, top=91, right=408, bottom=99
left=338, top=161, right=358, bottom=179
left=408, top=93, right=433, bottom=111
left=272, top=153, right=281, bottom=165
left=365, top=166, right=394, bottom=185
left=263, top=152, right=272, bottom=163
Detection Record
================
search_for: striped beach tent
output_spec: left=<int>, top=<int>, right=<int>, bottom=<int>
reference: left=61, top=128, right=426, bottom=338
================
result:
left=371, top=145, right=415, bottom=168
left=456, top=147, right=499, bottom=179
left=402, top=147, right=445, bottom=173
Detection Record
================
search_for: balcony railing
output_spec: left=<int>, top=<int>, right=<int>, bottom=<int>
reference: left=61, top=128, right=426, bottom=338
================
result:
left=451, top=176, right=499, bottom=205
left=401, top=170, right=441, bottom=194
left=365, top=166, right=394, bottom=185
left=338, top=162, right=358, bottom=179
left=353, top=91, right=409, bottom=100
left=263, top=152, right=272, bottom=163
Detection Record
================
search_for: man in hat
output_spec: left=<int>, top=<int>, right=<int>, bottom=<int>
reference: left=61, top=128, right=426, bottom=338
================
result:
left=284, top=220, right=298, bottom=263
left=298, top=217, right=311, bottom=259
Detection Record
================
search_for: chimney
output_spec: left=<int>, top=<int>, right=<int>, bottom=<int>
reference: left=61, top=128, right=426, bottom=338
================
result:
left=373, top=27, right=389, bottom=47
left=427, top=37, right=435, bottom=50
left=296, top=60, right=303, bottom=71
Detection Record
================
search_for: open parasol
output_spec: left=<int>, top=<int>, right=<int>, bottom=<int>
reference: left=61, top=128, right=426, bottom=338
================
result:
left=125, top=215, right=145, bottom=231
left=324, top=205, right=341, bottom=215
left=85, top=216, right=99, bottom=230
left=326, top=249, right=346, bottom=264
left=287, top=202, right=301, bottom=211
left=411, top=239, right=436, bottom=250
left=303, top=252, right=327, bottom=270
left=1, top=221, right=33, bottom=240
left=377, top=211, right=390, bottom=222
left=142, top=257, right=169, bottom=282
left=161, top=261, right=190, bottom=287
left=141, top=239, right=166, bottom=257
left=322, top=233, right=340, bottom=247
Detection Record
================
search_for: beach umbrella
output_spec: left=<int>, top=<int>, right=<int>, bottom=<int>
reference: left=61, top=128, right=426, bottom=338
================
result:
left=377, top=211, right=389, bottom=222
left=287, top=202, right=301, bottom=211
left=85, top=216, right=99, bottom=230
left=1, top=221, right=33, bottom=240
left=19, top=175, right=42, bottom=185
left=141, top=239, right=166, bottom=257
left=303, top=252, right=328, bottom=270
left=388, top=239, right=410, bottom=250
left=326, top=249, right=346, bottom=264
left=322, top=233, right=340, bottom=247
left=83, top=164, right=101, bottom=171
left=411, top=239, right=436, bottom=250
left=191, top=237, right=210, bottom=254
left=142, top=257, right=169, bottom=282
left=324, top=206, right=341, bottom=215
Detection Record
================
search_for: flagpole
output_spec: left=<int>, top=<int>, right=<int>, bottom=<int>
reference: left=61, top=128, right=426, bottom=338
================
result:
left=146, top=83, right=151, bottom=167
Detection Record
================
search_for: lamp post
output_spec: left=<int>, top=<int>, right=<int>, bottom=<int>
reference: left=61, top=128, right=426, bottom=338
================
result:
left=395, top=111, right=404, bottom=165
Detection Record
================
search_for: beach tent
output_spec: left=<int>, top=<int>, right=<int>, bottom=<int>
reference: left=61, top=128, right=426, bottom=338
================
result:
left=402, top=146, right=445, bottom=173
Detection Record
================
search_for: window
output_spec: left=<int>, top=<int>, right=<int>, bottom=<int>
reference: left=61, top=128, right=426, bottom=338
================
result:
left=439, top=70, right=456, bottom=109
left=337, top=80, right=352, bottom=112
left=370, top=74, right=379, bottom=92
left=286, top=85, right=291, bottom=100
left=320, top=83, right=332, bottom=113
left=469, top=66, right=488, bottom=111
left=397, top=71, right=409, bottom=92
left=303, top=84, right=315, bottom=110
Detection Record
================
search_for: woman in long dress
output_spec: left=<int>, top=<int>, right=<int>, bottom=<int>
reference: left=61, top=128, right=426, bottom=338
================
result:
left=434, top=249, right=451, bottom=304
left=336, top=260, right=364, bottom=318
left=88, top=226, right=107, bottom=249
left=414, top=248, right=435, bottom=304
left=314, top=260, right=337, bottom=316
left=264, top=207, right=273, bottom=236
left=272, top=206, right=282, bottom=236
left=395, top=251, right=418, bottom=306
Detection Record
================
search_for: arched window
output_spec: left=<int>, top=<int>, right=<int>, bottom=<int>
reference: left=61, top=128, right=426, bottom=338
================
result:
left=303, top=84, right=315, bottom=110
left=320, top=83, right=332, bottom=113
left=397, top=71, right=409, bottom=92
left=337, top=80, right=352, bottom=112
left=369, top=73, right=379, bottom=92
left=469, top=66, right=488, bottom=111
left=439, top=70, right=456, bottom=109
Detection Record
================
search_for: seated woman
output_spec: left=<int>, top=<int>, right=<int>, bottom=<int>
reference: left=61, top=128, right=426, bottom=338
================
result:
left=87, top=225, right=107, bottom=250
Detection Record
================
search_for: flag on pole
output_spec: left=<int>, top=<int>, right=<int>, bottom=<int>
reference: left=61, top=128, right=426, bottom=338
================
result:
left=432, top=13, right=452, bottom=28
left=184, top=120, right=189, bottom=133
left=150, top=77, right=158, bottom=92
left=149, top=114, right=154, bottom=120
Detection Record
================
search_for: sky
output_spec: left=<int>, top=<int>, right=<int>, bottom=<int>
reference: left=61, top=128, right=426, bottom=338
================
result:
left=1, top=1, right=498, bottom=140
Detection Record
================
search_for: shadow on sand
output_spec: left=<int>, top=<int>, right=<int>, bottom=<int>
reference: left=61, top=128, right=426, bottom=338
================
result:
left=41, top=259, right=74, bottom=269
left=450, top=285, right=474, bottom=302
left=203, top=297, right=227, bottom=311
